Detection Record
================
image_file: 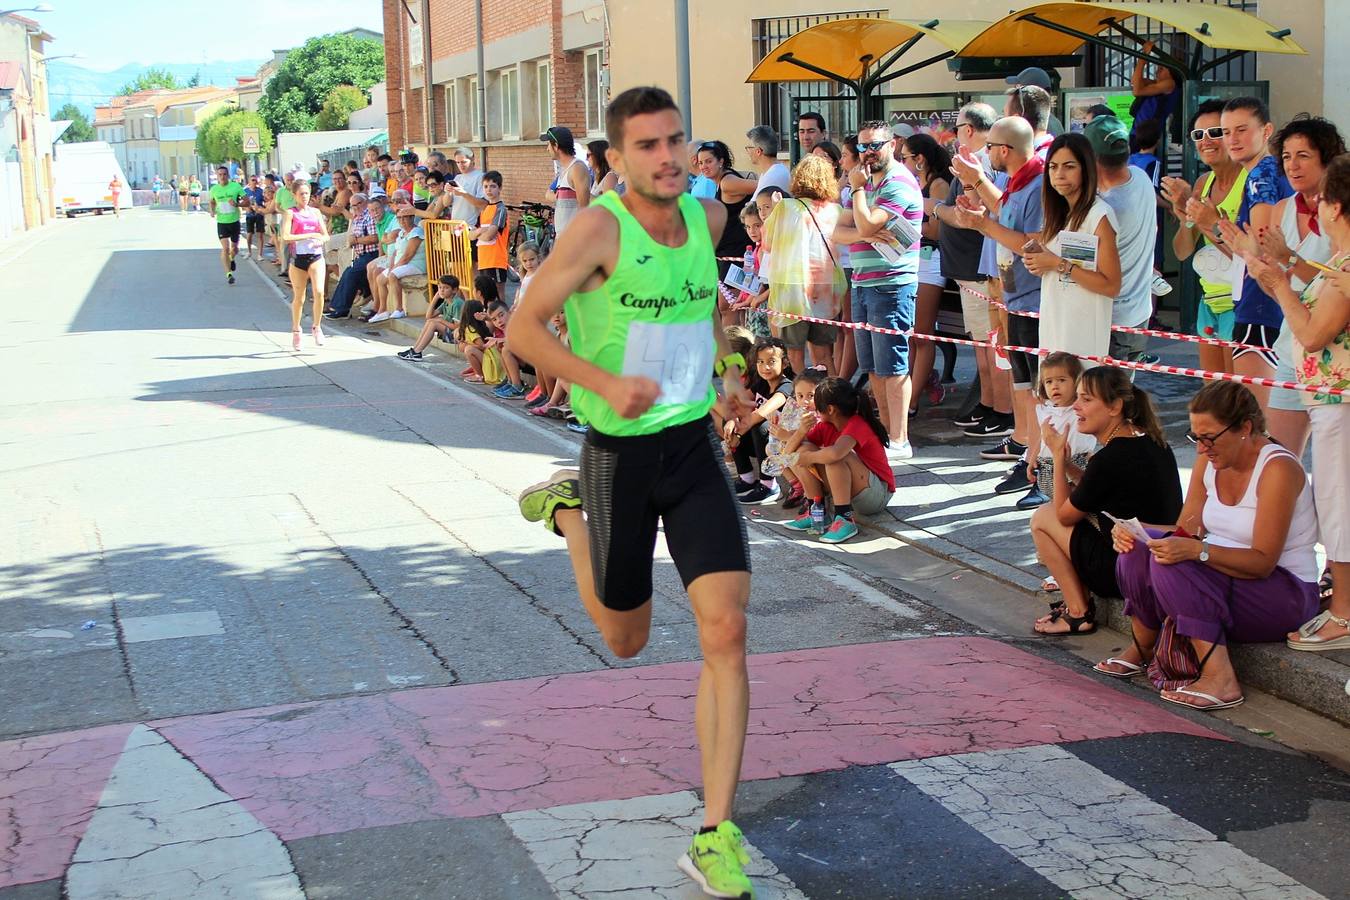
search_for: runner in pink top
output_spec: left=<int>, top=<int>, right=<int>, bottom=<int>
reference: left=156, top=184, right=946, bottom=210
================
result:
left=281, top=181, right=331, bottom=350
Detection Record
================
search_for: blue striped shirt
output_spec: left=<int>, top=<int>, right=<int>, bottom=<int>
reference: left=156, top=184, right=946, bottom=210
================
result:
left=846, top=165, right=923, bottom=287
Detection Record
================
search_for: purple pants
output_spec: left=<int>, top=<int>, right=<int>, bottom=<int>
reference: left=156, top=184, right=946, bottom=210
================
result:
left=1115, top=531, right=1318, bottom=646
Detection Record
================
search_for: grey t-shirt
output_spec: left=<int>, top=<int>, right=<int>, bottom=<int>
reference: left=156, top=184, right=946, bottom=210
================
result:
left=1099, top=166, right=1158, bottom=327
left=450, top=168, right=485, bottom=225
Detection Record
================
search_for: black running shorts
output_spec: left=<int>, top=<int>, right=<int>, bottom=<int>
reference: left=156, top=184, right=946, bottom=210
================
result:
left=217, top=221, right=242, bottom=242
left=245, top=213, right=265, bottom=234
left=580, top=416, right=751, bottom=611
left=292, top=253, right=323, bottom=271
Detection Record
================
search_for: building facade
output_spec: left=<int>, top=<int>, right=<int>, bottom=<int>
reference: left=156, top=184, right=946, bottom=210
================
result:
left=383, top=0, right=607, bottom=209
left=158, top=90, right=234, bottom=183
left=0, top=12, right=54, bottom=237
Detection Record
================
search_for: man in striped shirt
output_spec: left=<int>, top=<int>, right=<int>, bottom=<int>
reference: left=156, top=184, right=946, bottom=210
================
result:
left=833, top=119, right=924, bottom=460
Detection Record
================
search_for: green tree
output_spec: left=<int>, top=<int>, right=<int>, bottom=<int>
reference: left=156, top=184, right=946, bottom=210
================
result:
left=54, top=103, right=95, bottom=142
left=258, top=33, right=383, bottom=135
left=117, top=67, right=179, bottom=96
left=195, top=108, right=274, bottom=166
left=314, top=84, right=369, bottom=131
left=187, top=70, right=201, bottom=88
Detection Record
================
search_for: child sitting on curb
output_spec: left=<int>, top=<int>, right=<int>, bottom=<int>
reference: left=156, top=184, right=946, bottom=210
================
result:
left=780, top=376, right=896, bottom=544
left=398, top=275, right=465, bottom=362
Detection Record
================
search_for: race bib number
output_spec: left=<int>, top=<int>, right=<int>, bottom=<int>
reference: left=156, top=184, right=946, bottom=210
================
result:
left=220, top=200, right=236, bottom=214
left=621, top=319, right=713, bottom=405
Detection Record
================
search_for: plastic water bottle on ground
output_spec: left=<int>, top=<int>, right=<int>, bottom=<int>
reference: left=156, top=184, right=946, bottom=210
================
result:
left=810, top=501, right=827, bottom=534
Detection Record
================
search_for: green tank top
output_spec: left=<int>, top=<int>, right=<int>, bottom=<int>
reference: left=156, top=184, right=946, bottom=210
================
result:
left=564, top=191, right=719, bottom=437
left=1198, top=167, right=1248, bottom=312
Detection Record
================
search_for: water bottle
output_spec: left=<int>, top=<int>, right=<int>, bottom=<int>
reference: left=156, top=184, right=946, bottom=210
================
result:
left=743, top=246, right=755, bottom=274
left=810, top=501, right=827, bottom=534
left=761, top=402, right=799, bottom=477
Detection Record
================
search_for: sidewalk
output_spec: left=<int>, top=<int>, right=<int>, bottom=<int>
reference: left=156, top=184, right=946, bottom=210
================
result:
left=317, top=289, right=1350, bottom=729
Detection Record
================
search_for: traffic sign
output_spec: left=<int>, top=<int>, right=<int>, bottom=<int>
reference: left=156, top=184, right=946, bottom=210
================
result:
left=241, top=128, right=261, bottom=154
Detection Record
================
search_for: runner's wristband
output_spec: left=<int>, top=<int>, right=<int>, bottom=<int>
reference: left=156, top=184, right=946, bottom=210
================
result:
left=714, top=352, right=746, bottom=377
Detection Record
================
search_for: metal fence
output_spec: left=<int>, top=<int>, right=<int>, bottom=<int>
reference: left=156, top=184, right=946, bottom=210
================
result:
left=1083, top=0, right=1259, bottom=89
left=750, top=9, right=885, bottom=150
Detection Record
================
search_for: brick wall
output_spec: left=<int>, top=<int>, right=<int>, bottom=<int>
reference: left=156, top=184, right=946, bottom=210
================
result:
left=383, top=0, right=407, bottom=151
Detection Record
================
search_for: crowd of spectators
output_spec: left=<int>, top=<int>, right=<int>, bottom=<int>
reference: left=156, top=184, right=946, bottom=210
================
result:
left=231, top=77, right=1349, bottom=710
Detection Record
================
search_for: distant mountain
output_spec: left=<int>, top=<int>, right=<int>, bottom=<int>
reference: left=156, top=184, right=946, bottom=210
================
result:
left=48, top=60, right=268, bottom=116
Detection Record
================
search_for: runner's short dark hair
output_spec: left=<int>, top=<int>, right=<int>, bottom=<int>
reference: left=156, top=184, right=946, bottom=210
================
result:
left=216, top=165, right=228, bottom=174
left=606, top=86, right=680, bottom=148
left=483, top=170, right=502, bottom=187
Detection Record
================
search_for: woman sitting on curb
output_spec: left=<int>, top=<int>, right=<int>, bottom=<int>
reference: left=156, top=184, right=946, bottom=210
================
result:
left=1030, top=367, right=1183, bottom=635
left=1096, top=381, right=1320, bottom=711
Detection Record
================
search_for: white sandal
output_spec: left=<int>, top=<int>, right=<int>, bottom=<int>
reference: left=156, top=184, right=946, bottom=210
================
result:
left=1287, top=610, right=1350, bottom=652
left=1160, top=687, right=1244, bottom=711
left=1093, top=658, right=1143, bottom=679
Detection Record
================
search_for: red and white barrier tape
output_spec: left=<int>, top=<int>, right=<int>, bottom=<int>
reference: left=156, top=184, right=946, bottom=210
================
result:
left=955, top=284, right=1272, bottom=353
left=720, top=284, right=1345, bottom=397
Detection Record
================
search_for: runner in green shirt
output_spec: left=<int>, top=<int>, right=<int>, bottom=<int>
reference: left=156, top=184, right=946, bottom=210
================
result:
left=510, top=87, right=760, bottom=899
left=208, top=166, right=247, bottom=285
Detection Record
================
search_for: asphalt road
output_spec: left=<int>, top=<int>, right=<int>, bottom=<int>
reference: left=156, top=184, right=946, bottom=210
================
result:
left=1, top=210, right=1347, bottom=900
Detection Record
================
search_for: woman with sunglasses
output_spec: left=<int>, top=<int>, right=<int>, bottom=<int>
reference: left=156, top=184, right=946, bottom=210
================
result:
left=1162, top=100, right=1246, bottom=376
left=1097, top=381, right=1319, bottom=711
left=696, top=140, right=756, bottom=315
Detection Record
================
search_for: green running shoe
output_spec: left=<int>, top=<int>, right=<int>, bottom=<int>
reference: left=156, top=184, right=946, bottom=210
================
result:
left=677, top=820, right=754, bottom=899
left=819, top=515, right=859, bottom=544
left=517, top=469, right=582, bottom=536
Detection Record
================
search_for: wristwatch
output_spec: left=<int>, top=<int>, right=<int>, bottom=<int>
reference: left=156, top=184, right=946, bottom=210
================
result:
left=1198, top=539, right=1210, bottom=563
left=714, top=352, right=746, bottom=377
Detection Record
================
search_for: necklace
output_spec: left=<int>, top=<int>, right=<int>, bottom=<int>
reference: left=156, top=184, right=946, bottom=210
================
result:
left=1103, top=419, right=1128, bottom=443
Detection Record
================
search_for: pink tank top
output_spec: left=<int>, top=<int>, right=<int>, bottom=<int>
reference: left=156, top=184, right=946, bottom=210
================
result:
left=290, top=205, right=324, bottom=254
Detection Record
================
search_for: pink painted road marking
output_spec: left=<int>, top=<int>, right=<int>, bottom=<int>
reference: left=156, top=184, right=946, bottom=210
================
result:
left=0, top=637, right=1220, bottom=888
left=0, top=723, right=134, bottom=889
left=154, top=637, right=1217, bottom=841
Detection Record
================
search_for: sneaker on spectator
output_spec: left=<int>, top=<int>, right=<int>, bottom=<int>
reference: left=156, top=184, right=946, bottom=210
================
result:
left=819, top=515, right=859, bottom=544
left=953, top=404, right=992, bottom=429
left=323, top=311, right=347, bottom=320
left=885, top=440, right=914, bottom=463
left=493, top=382, right=526, bottom=399
left=526, top=392, right=549, bottom=409
left=527, top=403, right=554, bottom=417
left=1016, top=484, right=1050, bottom=510
left=980, top=437, right=1026, bottom=461
left=965, top=414, right=1015, bottom=438
left=780, top=508, right=817, bottom=531
left=737, top=482, right=781, bottom=505
left=525, top=385, right=544, bottom=404
left=1150, top=274, right=1173, bottom=296
left=361, top=303, right=375, bottom=316
left=994, top=459, right=1031, bottom=494
left=781, top=481, right=805, bottom=509
left=397, top=349, right=424, bottom=361
left=368, top=311, right=392, bottom=324
left=566, top=421, right=589, bottom=434
left=390, top=310, right=407, bottom=319
left=732, top=477, right=757, bottom=495
left=1130, top=350, right=1161, bottom=365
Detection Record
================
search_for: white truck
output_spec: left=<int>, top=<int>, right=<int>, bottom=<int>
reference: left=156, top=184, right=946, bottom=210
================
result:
left=53, top=141, right=132, bottom=216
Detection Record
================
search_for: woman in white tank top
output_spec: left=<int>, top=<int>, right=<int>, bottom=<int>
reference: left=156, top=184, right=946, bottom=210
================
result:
left=1096, top=381, right=1319, bottom=711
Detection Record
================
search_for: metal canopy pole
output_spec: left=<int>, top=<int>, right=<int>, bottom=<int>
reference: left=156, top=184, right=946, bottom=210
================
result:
left=1019, top=13, right=1194, bottom=79
left=868, top=51, right=957, bottom=90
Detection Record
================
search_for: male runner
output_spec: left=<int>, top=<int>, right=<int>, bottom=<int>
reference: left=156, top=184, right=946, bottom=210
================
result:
left=508, top=86, right=758, bottom=900
left=208, top=166, right=246, bottom=285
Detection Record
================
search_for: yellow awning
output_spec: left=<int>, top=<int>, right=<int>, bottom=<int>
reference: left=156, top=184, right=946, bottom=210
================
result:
left=958, top=2, right=1304, bottom=60
left=746, top=17, right=992, bottom=84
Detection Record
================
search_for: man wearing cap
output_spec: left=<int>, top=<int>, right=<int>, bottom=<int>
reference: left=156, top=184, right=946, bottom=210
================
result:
left=1086, top=114, right=1158, bottom=365
left=326, top=193, right=382, bottom=319
left=543, top=125, right=592, bottom=235
left=1006, top=66, right=1065, bottom=137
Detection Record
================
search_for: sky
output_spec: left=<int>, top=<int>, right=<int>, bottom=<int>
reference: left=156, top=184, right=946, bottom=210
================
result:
left=30, top=0, right=385, bottom=71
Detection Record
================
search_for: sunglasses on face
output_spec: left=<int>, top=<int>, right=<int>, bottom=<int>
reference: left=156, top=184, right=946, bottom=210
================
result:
left=858, top=139, right=891, bottom=152
left=1190, top=126, right=1225, bottom=141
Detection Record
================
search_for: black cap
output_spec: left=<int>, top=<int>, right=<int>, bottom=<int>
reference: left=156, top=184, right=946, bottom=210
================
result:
left=540, top=125, right=575, bottom=155
left=1006, top=66, right=1053, bottom=90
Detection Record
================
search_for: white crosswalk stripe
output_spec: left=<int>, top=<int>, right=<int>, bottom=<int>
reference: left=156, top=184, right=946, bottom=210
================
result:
left=891, top=745, right=1325, bottom=899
